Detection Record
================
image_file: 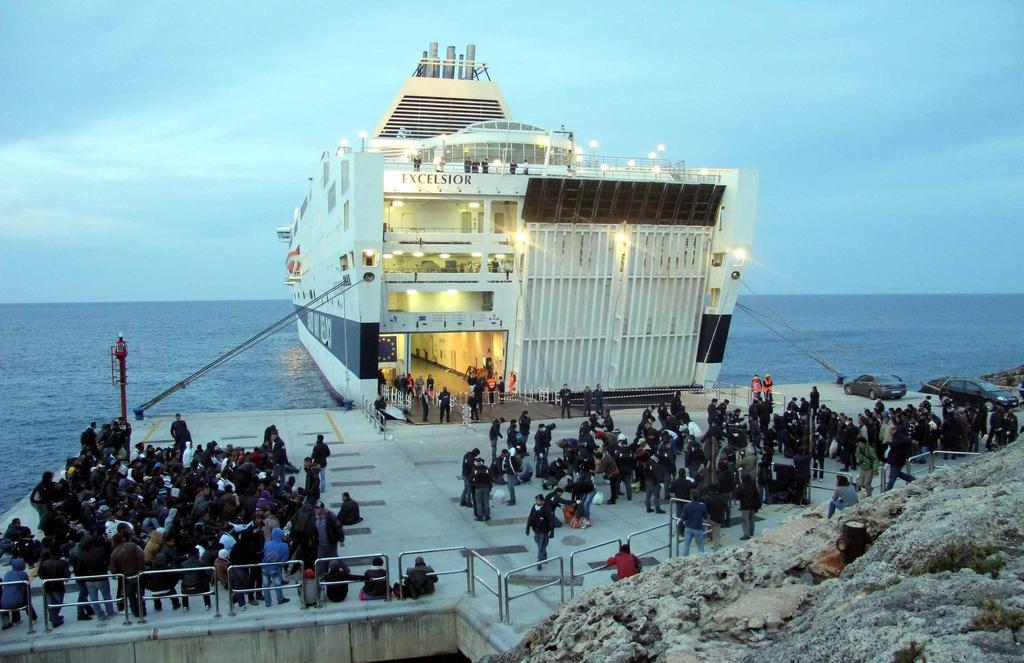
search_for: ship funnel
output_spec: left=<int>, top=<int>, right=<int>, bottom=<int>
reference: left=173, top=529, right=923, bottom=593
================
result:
left=465, top=44, right=476, bottom=80
left=457, top=53, right=465, bottom=79
left=444, top=45, right=456, bottom=79
left=428, top=42, right=439, bottom=77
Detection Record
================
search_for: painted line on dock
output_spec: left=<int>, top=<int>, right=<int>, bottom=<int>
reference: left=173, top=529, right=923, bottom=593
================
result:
left=330, top=480, right=381, bottom=487
left=324, top=411, right=345, bottom=444
left=141, top=420, right=163, bottom=445
left=345, top=527, right=372, bottom=535
left=332, top=465, right=376, bottom=472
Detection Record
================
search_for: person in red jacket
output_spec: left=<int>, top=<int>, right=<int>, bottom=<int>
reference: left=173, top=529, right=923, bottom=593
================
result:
left=606, top=544, right=642, bottom=581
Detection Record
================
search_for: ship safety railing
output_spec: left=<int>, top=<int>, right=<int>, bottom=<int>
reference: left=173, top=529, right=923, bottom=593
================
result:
left=41, top=573, right=130, bottom=630
left=667, top=498, right=714, bottom=558
left=0, top=579, right=35, bottom=633
left=567, top=537, right=621, bottom=599
left=226, top=560, right=306, bottom=616
left=626, top=521, right=671, bottom=560
left=397, top=546, right=471, bottom=599
left=468, top=550, right=504, bottom=622
left=136, top=566, right=220, bottom=623
left=312, top=554, right=391, bottom=607
left=502, top=556, right=564, bottom=624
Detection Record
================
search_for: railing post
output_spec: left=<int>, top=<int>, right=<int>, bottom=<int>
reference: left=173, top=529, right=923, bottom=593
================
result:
left=41, top=579, right=51, bottom=632
left=25, top=580, right=35, bottom=634
left=465, top=553, right=472, bottom=595
left=384, top=556, right=392, bottom=602
left=468, top=553, right=476, bottom=597
left=501, top=572, right=509, bottom=624
left=315, top=559, right=324, bottom=609
left=227, top=567, right=235, bottom=617
left=213, top=571, right=222, bottom=617
left=121, top=574, right=131, bottom=625
left=558, top=557, right=565, bottom=605
left=667, top=505, right=674, bottom=558
left=137, top=571, right=147, bottom=624
left=928, top=451, right=935, bottom=474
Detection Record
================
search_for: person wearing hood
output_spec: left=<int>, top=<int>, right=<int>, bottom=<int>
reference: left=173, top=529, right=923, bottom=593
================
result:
left=214, top=548, right=247, bottom=611
left=1, top=558, right=36, bottom=628
left=110, top=532, right=146, bottom=618
left=323, top=559, right=351, bottom=602
left=180, top=546, right=211, bottom=612
left=360, top=557, right=388, bottom=600
left=143, top=528, right=166, bottom=562
left=261, top=527, right=291, bottom=607
left=75, top=534, right=115, bottom=622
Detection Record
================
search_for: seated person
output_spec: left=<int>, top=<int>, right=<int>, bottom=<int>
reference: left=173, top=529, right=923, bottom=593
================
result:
left=323, top=559, right=352, bottom=603
left=606, top=544, right=642, bottom=581
left=401, top=557, right=437, bottom=599
left=338, top=493, right=363, bottom=526
left=360, top=557, right=388, bottom=600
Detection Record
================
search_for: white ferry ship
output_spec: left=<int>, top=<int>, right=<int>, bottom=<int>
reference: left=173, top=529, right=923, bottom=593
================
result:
left=278, top=42, right=758, bottom=405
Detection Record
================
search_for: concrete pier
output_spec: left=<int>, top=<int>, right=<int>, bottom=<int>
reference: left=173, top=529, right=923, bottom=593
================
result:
left=0, top=382, right=954, bottom=662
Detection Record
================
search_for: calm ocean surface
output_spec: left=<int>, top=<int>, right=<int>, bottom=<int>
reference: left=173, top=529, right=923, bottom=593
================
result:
left=0, top=295, right=1021, bottom=512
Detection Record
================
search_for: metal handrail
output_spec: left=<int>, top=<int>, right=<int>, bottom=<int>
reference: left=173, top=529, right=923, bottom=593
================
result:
left=312, top=554, right=391, bottom=607
left=928, top=450, right=981, bottom=473
left=136, top=566, right=220, bottom=623
left=468, top=550, right=503, bottom=622
left=567, top=538, right=621, bottom=599
left=40, top=573, right=129, bottom=629
left=626, top=522, right=670, bottom=559
left=0, top=579, right=34, bottom=633
left=226, top=560, right=306, bottom=616
left=502, top=556, right=564, bottom=624
left=397, top=546, right=470, bottom=599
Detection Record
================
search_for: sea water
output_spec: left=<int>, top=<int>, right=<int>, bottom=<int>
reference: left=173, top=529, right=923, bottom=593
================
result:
left=0, top=295, right=1020, bottom=512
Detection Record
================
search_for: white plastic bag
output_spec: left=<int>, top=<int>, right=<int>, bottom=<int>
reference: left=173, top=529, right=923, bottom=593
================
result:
left=593, top=491, right=605, bottom=505
left=491, top=487, right=507, bottom=502
left=828, top=440, right=839, bottom=457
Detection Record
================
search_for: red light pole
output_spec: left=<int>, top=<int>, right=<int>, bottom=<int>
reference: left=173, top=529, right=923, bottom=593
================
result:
left=111, top=334, right=128, bottom=423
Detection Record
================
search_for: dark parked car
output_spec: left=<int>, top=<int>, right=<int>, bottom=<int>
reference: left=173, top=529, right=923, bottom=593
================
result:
left=843, top=374, right=906, bottom=400
left=921, top=377, right=1020, bottom=411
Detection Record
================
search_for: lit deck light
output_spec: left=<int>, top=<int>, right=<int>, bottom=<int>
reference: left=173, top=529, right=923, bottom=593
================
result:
left=439, top=253, right=450, bottom=259
left=406, top=289, right=417, bottom=294
left=412, top=251, right=424, bottom=257
left=392, top=200, right=404, bottom=207
left=468, top=202, right=480, bottom=208
left=471, top=252, right=482, bottom=257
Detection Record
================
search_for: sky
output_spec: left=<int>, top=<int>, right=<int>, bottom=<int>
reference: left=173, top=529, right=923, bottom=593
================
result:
left=1, top=1, right=1022, bottom=303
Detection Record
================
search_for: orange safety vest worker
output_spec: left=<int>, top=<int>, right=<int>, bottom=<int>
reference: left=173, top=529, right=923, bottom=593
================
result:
left=487, top=377, right=496, bottom=391
left=751, top=375, right=762, bottom=395
left=763, top=374, right=774, bottom=393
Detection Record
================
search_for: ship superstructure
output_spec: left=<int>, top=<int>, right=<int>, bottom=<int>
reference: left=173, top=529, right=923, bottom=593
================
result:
left=279, top=42, right=758, bottom=404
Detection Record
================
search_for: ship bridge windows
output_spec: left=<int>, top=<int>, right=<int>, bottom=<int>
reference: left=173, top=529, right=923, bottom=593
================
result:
left=384, top=252, right=483, bottom=275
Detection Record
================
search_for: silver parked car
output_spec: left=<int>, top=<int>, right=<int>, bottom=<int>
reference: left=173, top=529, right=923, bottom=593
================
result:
left=843, top=374, right=906, bottom=400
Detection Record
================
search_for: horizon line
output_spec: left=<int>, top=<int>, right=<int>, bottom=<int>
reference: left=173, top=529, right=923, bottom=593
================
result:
left=2, top=292, right=1022, bottom=305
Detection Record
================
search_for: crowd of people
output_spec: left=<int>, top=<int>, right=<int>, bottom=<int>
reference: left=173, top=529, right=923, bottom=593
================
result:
left=457, top=381, right=1021, bottom=564
left=0, top=415, right=434, bottom=631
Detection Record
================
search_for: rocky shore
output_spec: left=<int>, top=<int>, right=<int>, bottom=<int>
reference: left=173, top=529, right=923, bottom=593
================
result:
left=981, top=365, right=1024, bottom=388
left=486, top=441, right=1024, bottom=663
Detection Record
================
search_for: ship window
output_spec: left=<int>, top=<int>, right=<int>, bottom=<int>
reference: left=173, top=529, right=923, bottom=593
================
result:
left=706, top=288, right=721, bottom=307
left=322, top=161, right=330, bottom=187
left=339, top=161, right=350, bottom=195
left=327, top=182, right=337, bottom=213
left=340, top=254, right=350, bottom=272
left=343, top=201, right=350, bottom=231
left=711, top=253, right=725, bottom=267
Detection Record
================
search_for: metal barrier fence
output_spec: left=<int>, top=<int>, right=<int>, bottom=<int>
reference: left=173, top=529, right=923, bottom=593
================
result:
left=137, top=566, right=220, bottom=623
left=0, top=579, right=34, bottom=633
left=502, top=556, right=564, bottom=624
left=313, top=553, right=391, bottom=607
left=929, top=450, right=981, bottom=472
left=626, top=522, right=670, bottom=559
left=397, top=546, right=470, bottom=599
left=226, top=560, right=306, bottom=616
left=468, top=550, right=504, bottom=622
left=41, top=573, right=129, bottom=629
left=568, top=537, right=621, bottom=599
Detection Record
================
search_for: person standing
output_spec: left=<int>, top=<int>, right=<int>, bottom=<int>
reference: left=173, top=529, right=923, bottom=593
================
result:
left=489, top=417, right=505, bottom=462
left=420, top=392, right=430, bottom=422
left=763, top=373, right=774, bottom=404
left=704, top=487, right=728, bottom=549
left=809, top=386, right=820, bottom=414
left=525, top=495, right=554, bottom=569
left=612, top=436, right=635, bottom=502
left=583, top=386, right=593, bottom=416
left=170, top=414, right=190, bottom=452
left=500, top=449, right=518, bottom=506
left=855, top=437, right=878, bottom=495
left=438, top=387, right=452, bottom=423
left=751, top=375, right=763, bottom=401
left=303, top=457, right=322, bottom=504
left=80, top=421, right=98, bottom=453
left=644, top=451, right=666, bottom=514
left=734, top=473, right=760, bottom=540
left=559, top=384, right=573, bottom=419
left=594, top=385, right=605, bottom=416
left=460, top=449, right=480, bottom=508
left=261, top=528, right=291, bottom=607
left=471, top=458, right=492, bottom=522
left=314, top=502, right=344, bottom=559
left=311, top=434, right=331, bottom=490
left=681, top=496, right=709, bottom=556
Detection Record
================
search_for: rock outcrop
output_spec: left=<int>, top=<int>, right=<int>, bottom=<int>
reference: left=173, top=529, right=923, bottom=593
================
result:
left=486, top=442, right=1024, bottom=663
left=981, top=365, right=1024, bottom=388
